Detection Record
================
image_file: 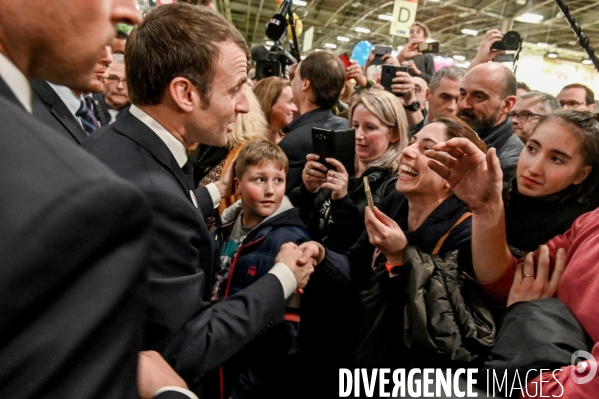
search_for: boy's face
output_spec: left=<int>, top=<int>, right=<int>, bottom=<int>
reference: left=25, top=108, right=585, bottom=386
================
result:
left=235, top=161, right=286, bottom=228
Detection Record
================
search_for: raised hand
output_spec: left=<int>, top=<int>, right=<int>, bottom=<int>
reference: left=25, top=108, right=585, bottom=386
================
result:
left=302, top=154, right=327, bottom=193
left=364, top=206, right=407, bottom=265
left=425, top=138, right=503, bottom=211
left=320, top=158, right=349, bottom=200
left=347, top=59, right=368, bottom=88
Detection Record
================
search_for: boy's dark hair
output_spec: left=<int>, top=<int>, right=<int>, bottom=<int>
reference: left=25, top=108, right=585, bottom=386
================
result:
left=125, top=3, right=249, bottom=107
left=299, top=50, right=346, bottom=110
left=235, top=139, right=289, bottom=179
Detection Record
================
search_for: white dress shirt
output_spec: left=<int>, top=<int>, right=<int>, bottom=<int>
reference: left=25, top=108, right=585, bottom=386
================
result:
left=0, top=52, right=32, bottom=113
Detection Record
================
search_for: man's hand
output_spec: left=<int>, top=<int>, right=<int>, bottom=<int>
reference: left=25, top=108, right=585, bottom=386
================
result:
left=390, top=71, right=416, bottom=103
left=507, top=246, right=566, bottom=307
left=275, top=242, right=315, bottom=289
left=138, top=351, right=189, bottom=399
left=469, top=29, right=505, bottom=70
left=382, top=53, right=400, bottom=66
left=406, top=60, right=421, bottom=76
left=397, top=41, right=422, bottom=63
left=214, top=157, right=236, bottom=198
left=298, top=240, right=326, bottom=266
left=347, top=60, right=367, bottom=88
left=425, top=138, right=503, bottom=212
left=364, top=206, right=407, bottom=264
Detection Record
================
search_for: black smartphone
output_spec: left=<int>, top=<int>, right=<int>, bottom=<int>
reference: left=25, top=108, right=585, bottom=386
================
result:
left=371, top=45, right=393, bottom=66
left=381, top=64, right=408, bottom=94
left=418, top=41, right=440, bottom=53
left=311, top=127, right=356, bottom=176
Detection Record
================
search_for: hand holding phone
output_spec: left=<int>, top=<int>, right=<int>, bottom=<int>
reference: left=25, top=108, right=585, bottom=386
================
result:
left=380, top=64, right=408, bottom=95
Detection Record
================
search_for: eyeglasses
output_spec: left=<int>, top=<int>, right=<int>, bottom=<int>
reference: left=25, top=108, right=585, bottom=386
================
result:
left=507, top=110, right=544, bottom=122
left=559, top=100, right=587, bottom=109
left=106, top=76, right=127, bottom=85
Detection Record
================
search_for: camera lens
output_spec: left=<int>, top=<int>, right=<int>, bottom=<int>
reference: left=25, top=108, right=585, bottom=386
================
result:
left=502, top=31, right=522, bottom=50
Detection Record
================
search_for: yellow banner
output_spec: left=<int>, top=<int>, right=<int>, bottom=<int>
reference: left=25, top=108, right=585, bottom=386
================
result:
left=390, top=0, right=419, bottom=38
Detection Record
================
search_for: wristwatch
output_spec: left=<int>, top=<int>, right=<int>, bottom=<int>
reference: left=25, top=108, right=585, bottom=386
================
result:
left=403, top=100, right=421, bottom=112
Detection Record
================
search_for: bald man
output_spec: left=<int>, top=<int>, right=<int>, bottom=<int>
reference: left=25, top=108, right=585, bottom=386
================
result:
left=457, top=62, right=523, bottom=182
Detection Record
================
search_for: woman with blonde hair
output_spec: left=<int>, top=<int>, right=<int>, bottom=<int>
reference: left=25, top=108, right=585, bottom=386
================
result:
left=291, top=89, right=408, bottom=251
left=253, top=76, right=297, bottom=143
left=198, top=84, right=269, bottom=216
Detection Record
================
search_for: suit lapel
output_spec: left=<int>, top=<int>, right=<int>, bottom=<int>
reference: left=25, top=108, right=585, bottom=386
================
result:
left=92, top=93, right=110, bottom=126
left=113, top=110, right=194, bottom=200
left=30, top=80, right=87, bottom=144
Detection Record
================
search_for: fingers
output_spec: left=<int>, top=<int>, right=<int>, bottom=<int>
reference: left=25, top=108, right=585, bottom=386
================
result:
left=512, top=260, right=524, bottom=287
left=486, top=148, right=504, bottom=184
left=522, top=249, right=536, bottom=280
left=433, top=137, right=484, bottom=156
left=425, top=149, right=456, bottom=169
left=325, top=158, right=348, bottom=175
left=534, top=245, right=550, bottom=282
left=427, top=159, right=450, bottom=180
left=372, top=206, right=397, bottom=227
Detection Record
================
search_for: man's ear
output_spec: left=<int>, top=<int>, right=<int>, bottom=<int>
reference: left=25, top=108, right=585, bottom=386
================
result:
left=501, top=95, right=518, bottom=115
left=302, top=78, right=311, bottom=94
left=168, top=77, right=198, bottom=113
left=234, top=177, right=241, bottom=196
left=425, top=88, right=431, bottom=102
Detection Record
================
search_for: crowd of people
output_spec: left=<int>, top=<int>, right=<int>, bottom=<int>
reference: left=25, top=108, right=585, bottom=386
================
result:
left=2, top=0, right=599, bottom=398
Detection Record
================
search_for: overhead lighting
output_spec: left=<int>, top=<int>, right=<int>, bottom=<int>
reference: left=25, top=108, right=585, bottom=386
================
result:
left=300, top=55, right=306, bottom=60
left=315, top=48, right=323, bottom=52
left=461, top=29, right=478, bottom=36
left=294, top=0, right=307, bottom=5
left=324, top=43, right=337, bottom=49
left=337, top=36, right=350, bottom=42
left=355, top=27, right=370, bottom=34
left=397, top=46, right=404, bottom=50
left=547, top=52, right=558, bottom=58
left=453, top=55, right=466, bottom=61
left=520, top=13, right=544, bottom=22
left=536, top=42, right=548, bottom=48
left=582, top=59, right=593, bottom=65
left=265, top=41, right=274, bottom=46
left=378, top=14, right=393, bottom=21
left=428, top=0, right=440, bottom=2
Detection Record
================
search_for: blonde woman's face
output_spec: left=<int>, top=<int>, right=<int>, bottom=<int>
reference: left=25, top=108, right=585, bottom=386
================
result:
left=351, top=104, right=395, bottom=165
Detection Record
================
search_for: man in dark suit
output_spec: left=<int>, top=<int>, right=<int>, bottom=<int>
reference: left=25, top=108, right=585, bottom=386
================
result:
left=84, top=4, right=314, bottom=394
left=279, top=50, right=349, bottom=192
left=30, top=46, right=112, bottom=144
left=0, top=0, right=198, bottom=398
left=94, top=53, right=131, bottom=124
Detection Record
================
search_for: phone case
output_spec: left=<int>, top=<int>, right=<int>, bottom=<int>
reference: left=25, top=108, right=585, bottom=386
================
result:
left=381, top=65, right=408, bottom=93
left=311, top=127, right=356, bottom=176
left=363, top=176, right=374, bottom=209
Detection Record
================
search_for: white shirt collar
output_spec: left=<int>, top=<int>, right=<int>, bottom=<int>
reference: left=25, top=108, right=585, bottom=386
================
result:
left=47, top=82, right=82, bottom=119
left=129, top=105, right=188, bottom=167
left=0, top=52, right=32, bottom=113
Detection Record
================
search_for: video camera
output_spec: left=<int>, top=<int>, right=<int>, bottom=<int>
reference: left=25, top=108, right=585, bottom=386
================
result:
left=252, top=44, right=297, bottom=81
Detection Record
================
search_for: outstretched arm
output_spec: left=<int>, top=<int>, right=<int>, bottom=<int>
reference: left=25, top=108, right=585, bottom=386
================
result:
left=425, top=138, right=512, bottom=283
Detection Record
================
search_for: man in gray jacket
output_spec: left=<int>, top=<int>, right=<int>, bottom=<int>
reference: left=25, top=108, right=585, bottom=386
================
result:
left=457, top=62, right=523, bottom=183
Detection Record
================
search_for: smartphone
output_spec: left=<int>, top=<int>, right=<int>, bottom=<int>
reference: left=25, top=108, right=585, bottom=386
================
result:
left=339, top=53, right=352, bottom=81
left=363, top=176, right=374, bottom=209
left=311, top=127, right=356, bottom=176
left=381, top=64, right=408, bottom=94
left=418, top=41, right=440, bottom=53
left=371, top=45, right=393, bottom=66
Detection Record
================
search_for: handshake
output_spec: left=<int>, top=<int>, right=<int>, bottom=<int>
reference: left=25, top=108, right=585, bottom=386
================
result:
left=275, top=241, right=326, bottom=289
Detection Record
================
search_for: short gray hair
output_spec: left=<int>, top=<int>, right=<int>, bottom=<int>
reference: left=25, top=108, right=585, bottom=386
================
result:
left=519, top=91, right=559, bottom=114
left=429, top=66, right=466, bottom=93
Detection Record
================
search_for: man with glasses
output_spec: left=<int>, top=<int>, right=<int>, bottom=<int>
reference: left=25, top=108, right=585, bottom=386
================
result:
left=509, top=91, right=559, bottom=143
left=97, top=53, right=130, bottom=124
left=557, top=83, right=596, bottom=111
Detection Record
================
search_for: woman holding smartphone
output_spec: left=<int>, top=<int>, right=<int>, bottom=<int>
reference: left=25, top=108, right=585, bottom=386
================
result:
left=290, top=89, right=408, bottom=252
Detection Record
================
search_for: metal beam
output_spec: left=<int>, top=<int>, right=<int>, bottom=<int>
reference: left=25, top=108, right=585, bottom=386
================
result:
left=250, top=0, right=266, bottom=45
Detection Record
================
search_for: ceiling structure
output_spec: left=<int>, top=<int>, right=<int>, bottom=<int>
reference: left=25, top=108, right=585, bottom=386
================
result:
left=214, top=0, right=599, bottom=65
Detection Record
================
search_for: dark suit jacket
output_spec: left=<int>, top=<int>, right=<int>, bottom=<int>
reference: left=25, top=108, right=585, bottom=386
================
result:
left=92, top=92, right=110, bottom=126
left=84, top=109, right=286, bottom=389
left=30, top=79, right=88, bottom=144
left=279, top=108, right=349, bottom=192
left=0, top=91, right=153, bottom=398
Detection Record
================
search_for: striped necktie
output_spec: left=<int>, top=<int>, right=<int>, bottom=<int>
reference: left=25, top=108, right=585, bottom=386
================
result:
left=76, top=97, right=101, bottom=136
